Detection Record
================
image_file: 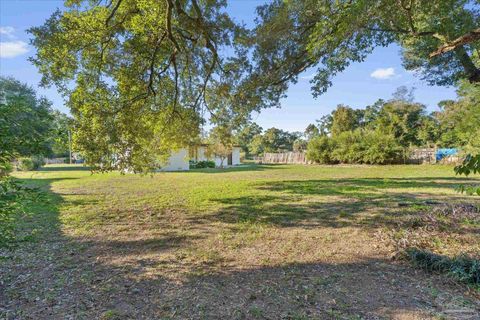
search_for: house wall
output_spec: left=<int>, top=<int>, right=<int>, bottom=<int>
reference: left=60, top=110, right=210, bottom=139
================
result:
left=232, top=147, right=241, bottom=165
left=212, top=147, right=241, bottom=167
left=197, top=146, right=208, bottom=161
left=190, top=145, right=242, bottom=168
left=159, top=148, right=189, bottom=171
left=212, top=157, right=226, bottom=167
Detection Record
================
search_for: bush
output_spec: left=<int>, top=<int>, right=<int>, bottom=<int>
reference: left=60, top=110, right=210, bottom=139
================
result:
left=0, top=161, right=13, bottom=178
left=321, top=129, right=403, bottom=165
left=306, top=136, right=335, bottom=164
left=189, top=160, right=215, bottom=169
left=361, top=130, right=403, bottom=164
left=331, top=130, right=364, bottom=163
left=17, top=157, right=35, bottom=171
left=406, top=248, right=480, bottom=286
left=31, top=156, right=45, bottom=169
left=17, top=156, right=45, bottom=171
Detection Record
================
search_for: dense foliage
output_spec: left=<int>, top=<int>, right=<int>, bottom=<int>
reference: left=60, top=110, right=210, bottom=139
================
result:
left=1, top=77, right=53, bottom=161
left=29, top=0, right=273, bottom=172
left=305, top=135, right=335, bottom=164
left=17, top=157, right=46, bottom=172
left=455, top=154, right=480, bottom=195
left=304, top=84, right=480, bottom=164
left=0, top=77, right=71, bottom=164
left=234, top=122, right=263, bottom=156
left=189, top=160, right=215, bottom=169
left=247, top=128, right=301, bottom=156
left=306, top=129, right=403, bottom=165
left=436, top=82, right=480, bottom=151
left=0, top=77, right=69, bottom=248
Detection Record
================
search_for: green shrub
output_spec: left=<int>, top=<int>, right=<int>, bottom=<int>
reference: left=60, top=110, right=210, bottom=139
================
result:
left=324, top=129, right=403, bottom=165
left=0, top=161, right=13, bottom=178
left=406, top=248, right=480, bottom=286
left=17, top=156, right=45, bottom=171
left=31, top=156, right=45, bottom=169
left=306, top=135, right=335, bottom=164
left=17, top=157, right=35, bottom=171
left=331, top=130, right=364, bottom=163
left=0, top=177, right=44, bottom=248
left=361, top=130, right=403, bottom=164
left=189, top=160, right=215, bottom=169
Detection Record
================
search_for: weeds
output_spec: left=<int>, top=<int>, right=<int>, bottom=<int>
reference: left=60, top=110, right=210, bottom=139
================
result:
left=0, top=177, right=44, bottom=249
left=406, top=248, right=480, bottom=286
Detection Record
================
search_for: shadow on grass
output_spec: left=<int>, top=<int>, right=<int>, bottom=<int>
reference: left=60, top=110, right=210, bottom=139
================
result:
left=204, top=177, right=479, bottom=230
left=260, top=177, right=478, bottom=194
left=39, top=165, right=91, bottom=172
left=186, top=164, right=284, bottom=174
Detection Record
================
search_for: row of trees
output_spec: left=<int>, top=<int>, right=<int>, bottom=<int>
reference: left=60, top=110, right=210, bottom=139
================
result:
left=234, top=125, right=303, bottom=157
left=231, top=83, right=479, bottom=164
left=0, top=77, right=72, bottom=175
left=306, top=84, right=480, bottom=164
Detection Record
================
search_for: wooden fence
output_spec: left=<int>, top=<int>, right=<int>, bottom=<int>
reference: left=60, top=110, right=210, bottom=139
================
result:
left=407, top=148, right=436, bottom=164
left=255, top=149, right=462, bottom=165
left=44, top=158, right=68, bottom=164
left=256, top=152, right=310, bottom=164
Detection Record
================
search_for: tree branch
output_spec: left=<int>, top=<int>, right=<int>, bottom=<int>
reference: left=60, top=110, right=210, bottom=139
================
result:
left=430, top=28, right=480, bottom=57
left=105, top=0, right=122, bottom=26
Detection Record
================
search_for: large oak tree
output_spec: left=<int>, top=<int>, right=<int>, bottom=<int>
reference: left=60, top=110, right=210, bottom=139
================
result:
left=29, top=0, right=268, bottom=172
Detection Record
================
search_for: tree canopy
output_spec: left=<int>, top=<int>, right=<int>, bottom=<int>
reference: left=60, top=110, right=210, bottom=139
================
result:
left=253, top=0, right=480, bottom=96
left=1, top=77, right=51, bottom=159
left=29, top=0, right=266, bottom=172
left=0, top=77, right=72, bottom=169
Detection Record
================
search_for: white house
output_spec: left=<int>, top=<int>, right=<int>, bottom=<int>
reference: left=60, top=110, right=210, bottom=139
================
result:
left=158, top=145, right=241, bottom=171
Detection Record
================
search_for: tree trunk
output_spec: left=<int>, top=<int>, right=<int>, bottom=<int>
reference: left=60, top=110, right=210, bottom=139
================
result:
left=454, top=46, right=480, bottom=83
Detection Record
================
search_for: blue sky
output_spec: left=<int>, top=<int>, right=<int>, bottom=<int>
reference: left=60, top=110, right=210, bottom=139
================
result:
left=1, top=0, right=457, bottom=132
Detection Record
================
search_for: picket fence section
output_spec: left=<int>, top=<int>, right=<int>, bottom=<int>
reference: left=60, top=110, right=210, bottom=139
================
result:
left=255, top=149, right=462, bottom=165
left=257, top=152, right=310, bottom=164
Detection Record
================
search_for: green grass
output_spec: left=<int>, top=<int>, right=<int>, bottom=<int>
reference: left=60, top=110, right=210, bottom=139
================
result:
left=3, top=163, right=480, bottom=319
left=15, top=164, right=478, bottom=238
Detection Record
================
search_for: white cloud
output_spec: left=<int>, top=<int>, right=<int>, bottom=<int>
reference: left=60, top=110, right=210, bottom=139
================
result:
left=370, top=67, right=395, bottom=80
left=0, top=40, right=29, bottom=58
left=0, top=26, right=16, bottom=39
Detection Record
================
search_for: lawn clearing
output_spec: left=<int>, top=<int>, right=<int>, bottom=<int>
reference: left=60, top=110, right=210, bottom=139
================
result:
left=1, top=164, right=479, bottom=319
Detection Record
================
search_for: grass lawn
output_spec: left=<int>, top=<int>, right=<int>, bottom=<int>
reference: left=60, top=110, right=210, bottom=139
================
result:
left=1, top=164, right=479, bottom=319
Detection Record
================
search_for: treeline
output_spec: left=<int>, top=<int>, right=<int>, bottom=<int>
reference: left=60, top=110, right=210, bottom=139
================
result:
left=1, top=77, right=72, bottom=173
left=234, top=84, right=480, bottom=164
left=234, top=125, right=304, bottom=157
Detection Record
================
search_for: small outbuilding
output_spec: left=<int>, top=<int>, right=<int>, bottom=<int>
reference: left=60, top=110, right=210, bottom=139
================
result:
left=158, top=145, right=241, bottom=171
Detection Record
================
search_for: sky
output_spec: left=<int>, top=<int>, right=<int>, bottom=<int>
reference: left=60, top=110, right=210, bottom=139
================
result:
left=1, top=0, right=458, bottom=132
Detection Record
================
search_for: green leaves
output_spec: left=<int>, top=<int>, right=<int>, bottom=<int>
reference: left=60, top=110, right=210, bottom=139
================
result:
left=455, top=154, right=480, bottom=176
left=0, top=77, right=58, bottom=159
left=29, top=0, right=261, bottom=172
left=0, top=177, right=45, bottom=249
left=455, top=154, right=480, bottom=196
left=252, top=0, right=480, bottom=95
